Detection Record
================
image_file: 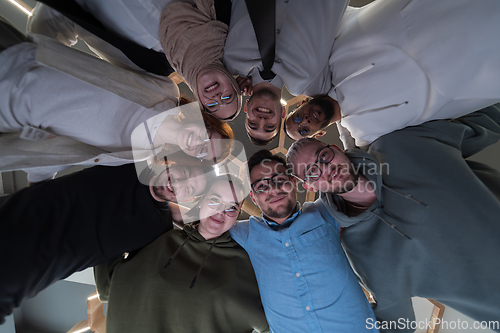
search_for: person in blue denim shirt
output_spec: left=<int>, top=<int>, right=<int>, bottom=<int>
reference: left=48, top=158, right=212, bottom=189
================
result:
left=230, top=150, right=377, bottom=333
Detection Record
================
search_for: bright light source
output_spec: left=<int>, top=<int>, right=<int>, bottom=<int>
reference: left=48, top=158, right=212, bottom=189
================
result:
left=7, top=0, right=32, bottom=16
left=280, top=99, right=287, bottom=106
left=72, top=327, right=91, bottom=333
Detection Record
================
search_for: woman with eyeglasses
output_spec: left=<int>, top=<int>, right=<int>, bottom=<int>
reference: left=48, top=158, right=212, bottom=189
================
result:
left=159, top=0, right=243, bottom=122
left=132, top=101, right=234, bottom=167
left=94, top=175, right=269, bottom=333
left=28, top=0, right=242, bottom=122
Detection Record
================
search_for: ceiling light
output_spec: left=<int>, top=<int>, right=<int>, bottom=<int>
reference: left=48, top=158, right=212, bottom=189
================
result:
left=7, top=0, right=32, bottom=16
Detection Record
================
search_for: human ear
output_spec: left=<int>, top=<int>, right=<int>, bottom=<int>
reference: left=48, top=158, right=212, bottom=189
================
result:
left=249, top=191, right=259, bottom=206
left=313, top=130, right=327, bottom=138
left=331, top=144, right=343, bottom=152
left=302, top=182, right=318, bottom=192
left=281, top=105, right=286, bottom=118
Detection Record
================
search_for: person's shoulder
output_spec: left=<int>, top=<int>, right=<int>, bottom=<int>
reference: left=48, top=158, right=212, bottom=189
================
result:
left=229, top=220, right=251, bottom=245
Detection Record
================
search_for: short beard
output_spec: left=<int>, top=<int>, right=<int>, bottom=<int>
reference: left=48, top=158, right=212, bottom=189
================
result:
left=334, top=173, right=359, bottom=194
left=263, top=199, right=295, bottom=220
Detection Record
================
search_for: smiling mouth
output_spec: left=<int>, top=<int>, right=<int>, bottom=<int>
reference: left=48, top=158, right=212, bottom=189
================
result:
left=329, top=167, right=340, bottom=182
left=155, top=175, right=175, bottom=196
left=268, top=195, right=286, bottom=204
left=205, top=82, right=218, bottom=92
left=210, top=216, right=224, bottom=224
left=256, top=107, right=272, bottom=113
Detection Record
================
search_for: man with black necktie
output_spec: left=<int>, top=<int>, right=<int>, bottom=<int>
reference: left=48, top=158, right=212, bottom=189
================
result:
left=222, top=0, right=349, bottom=145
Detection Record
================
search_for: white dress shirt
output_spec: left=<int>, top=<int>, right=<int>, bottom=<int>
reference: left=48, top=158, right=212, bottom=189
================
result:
left=223, top=0, right=349, bottom=96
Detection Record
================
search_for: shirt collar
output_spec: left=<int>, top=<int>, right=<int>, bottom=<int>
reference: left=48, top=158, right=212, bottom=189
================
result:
left=262, top=203, right=302, bottom=231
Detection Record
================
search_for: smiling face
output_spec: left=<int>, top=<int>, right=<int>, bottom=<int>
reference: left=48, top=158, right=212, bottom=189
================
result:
left=177, top=123, right=224, bottom=161
left=285, top=98, right=336, bottom=140
left=149, top=165, right=207, bottom=203
left=249, top=160, right=297, bottom=223
left=196, top=68, right=238, bottom=121
left=198, top=180, right=244, bottom=240
left=291, top=140, right=356, bottom=193
left=245, top=89, right=285, bottom=143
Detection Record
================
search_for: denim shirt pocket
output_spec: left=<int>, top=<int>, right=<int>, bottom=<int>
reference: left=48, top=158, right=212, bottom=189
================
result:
left=297, top=224, right=348, bottom=308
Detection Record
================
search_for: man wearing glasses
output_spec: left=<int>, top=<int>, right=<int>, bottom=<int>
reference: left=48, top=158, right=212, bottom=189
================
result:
left=286, top=105, right=500, bottom=331
left=229, top=150, right=377, bottom=333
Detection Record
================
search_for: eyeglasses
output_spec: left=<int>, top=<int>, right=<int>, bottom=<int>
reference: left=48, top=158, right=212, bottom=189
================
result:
left=194, top=127, right=212, bottom=161
left=206, top=195, right=240, bottom=217
left=292, top=106, right=321, bottom=136
left=304, top=145, right=335, bottom=182
left=251, top=173, right=292, bottom=193
left=204, top=91, right=235, bottom=114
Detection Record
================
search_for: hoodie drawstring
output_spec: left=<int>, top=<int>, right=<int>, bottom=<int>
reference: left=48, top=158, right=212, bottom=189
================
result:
left=382, top=184, right=428, bottom=207
left=163, top=227, right=196, bottom=268
left=190, top=235, right=221, bottom=289
left=370, top=211, right=412, bottom=240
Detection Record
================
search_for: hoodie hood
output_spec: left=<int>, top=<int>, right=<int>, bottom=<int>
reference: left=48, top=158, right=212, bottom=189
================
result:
left=321, top=148, right=425, bottom=239
left=183, top=222, right=234, bottom=246
left=164, top=222, right=236, bottom=288
left=321, top=148, right=383, bottom=228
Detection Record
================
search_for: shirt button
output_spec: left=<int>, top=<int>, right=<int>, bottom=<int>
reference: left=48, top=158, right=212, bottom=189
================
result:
left=285, top=242, right=289, bottom=247
left=284, top=0, right=289, bottom=3
left=276, top=29, right=280, bottom=34
left=94, top=158, right=99, bottom=163
left=296, top=272, right=300, bottom=277
left=306, top=306, right=310, bottom=311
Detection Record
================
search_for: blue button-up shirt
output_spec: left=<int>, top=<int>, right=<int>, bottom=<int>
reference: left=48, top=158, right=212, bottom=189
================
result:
left=230, top=200, right=377, bottom=333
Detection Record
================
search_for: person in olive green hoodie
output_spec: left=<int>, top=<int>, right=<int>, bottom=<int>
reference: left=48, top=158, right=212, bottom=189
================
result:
left=94, top=175, right=269, bottom=333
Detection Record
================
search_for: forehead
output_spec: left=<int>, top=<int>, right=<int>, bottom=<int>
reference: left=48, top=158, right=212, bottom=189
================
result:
left=250, top=160, right=287, bottom=182
left=292, top=141, right=327, bottom=172
left=207, top=180, right=244, bottom=202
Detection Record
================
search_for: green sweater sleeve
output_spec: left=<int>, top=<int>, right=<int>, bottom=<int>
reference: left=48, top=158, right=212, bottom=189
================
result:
left=93, top=256, right=123, bottom=303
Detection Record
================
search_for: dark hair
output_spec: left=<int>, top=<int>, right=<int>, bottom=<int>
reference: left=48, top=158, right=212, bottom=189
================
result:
left=179, top=96, right=192, bottom=106
left=284, top=97, right=335, bottom=138
left=247, top=150, right=287, bottom=175
left=247, top=131, right=278, bottom=146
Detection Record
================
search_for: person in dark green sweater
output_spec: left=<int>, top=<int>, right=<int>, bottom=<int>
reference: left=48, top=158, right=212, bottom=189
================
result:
left=95, top=175, right=269, bottom=333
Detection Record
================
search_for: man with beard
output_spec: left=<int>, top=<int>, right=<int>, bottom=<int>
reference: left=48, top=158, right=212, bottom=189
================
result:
left=229, top=150, right=377, bottom=333
left=223, top=0, right=349, bottom=145
left=284, top=96, right=339, bottom=141
left=0, top=161, right=212, bottom=324
left=286, top=105, right=500, bottom=332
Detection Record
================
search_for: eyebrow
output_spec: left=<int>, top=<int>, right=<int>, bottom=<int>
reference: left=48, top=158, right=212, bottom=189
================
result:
left=209, top=193, right=239, bottom=206
left=247, top=122, right=276, bottom=133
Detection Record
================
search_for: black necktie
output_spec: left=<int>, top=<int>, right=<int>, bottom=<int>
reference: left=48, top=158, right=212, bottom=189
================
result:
left=37, top=0, right=174, bottom=76
left=244, top=0, right=277, bottom=81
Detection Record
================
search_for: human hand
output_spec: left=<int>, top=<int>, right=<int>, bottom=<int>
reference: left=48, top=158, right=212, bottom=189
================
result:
left=297, top=97, right=310, bottom=107
left=236, top=76, right=253, bottom=96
